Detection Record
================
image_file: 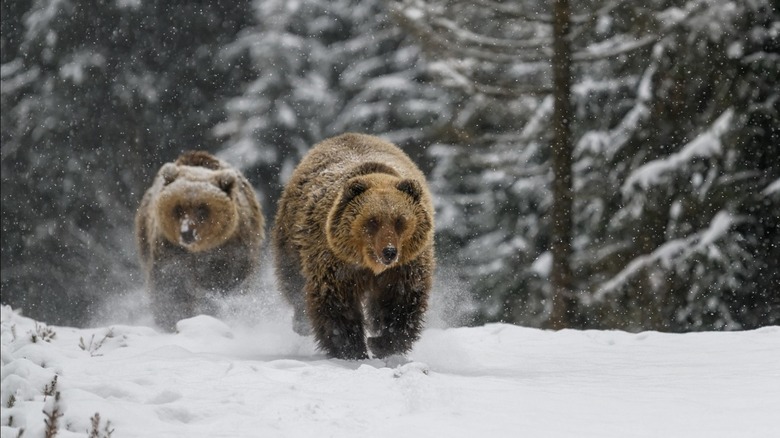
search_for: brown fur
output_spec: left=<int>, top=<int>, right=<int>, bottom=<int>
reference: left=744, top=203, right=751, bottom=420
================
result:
left=273, top=133, right=435, bottom=359
left=175, top=150, right=223, bottom=170
left=135, top=152, right=265, bottom=330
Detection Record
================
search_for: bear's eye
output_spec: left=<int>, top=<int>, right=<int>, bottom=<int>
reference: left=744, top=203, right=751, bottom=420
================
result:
left=364, top=217, right=379, bottom=234
left=196, top=205, right=209, bottom=221
left=395, top=217, right=406, bottom=233
left=173, top=206, right=184, bottom=219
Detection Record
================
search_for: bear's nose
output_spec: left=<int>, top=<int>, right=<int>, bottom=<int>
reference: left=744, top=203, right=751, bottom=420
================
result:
left=181, top=229, right=195, bottom=244
left=381, top=246, right=398, bottom=265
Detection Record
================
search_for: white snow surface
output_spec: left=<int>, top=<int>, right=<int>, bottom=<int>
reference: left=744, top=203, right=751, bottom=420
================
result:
left=1, top=304, right=778, bottom=438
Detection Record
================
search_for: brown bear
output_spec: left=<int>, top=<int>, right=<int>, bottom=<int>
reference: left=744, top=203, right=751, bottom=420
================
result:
left=273, top=133, right=435, bottom=360
left=135, top=151, right=265, bottom=330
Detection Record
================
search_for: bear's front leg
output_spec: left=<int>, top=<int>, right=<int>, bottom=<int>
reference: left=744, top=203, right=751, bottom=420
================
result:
left=275, top=241, right=311, bottom=335
left=367, top=256, right=432, bottom=358
left=150, top=260, right=197, bottom=331
left=306, top=279, right=368, bottom=360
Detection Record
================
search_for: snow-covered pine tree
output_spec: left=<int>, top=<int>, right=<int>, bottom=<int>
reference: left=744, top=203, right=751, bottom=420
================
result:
left=214, top=0, right=453, bottom=216
left=392, top=0, right=780, bottom=329
left=589, top=0, right=780, bottom=330
left=1, top=0, right=254, bottom=325
left=390, top=0, right=560, bottom=326
left=391, top=0, right=650, bottom=327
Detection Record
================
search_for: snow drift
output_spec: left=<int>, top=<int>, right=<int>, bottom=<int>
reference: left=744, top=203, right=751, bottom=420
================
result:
left=1, top=305, right=778, bottom=437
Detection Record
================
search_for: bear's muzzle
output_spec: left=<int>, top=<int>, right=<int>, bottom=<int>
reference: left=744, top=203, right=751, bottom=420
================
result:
left=381, top=246, right=398, bottom=265
left=179, top=217, right=199, bottom=245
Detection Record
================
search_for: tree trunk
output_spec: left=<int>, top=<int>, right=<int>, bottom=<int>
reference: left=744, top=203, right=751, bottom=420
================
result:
left=548, top=0, right=576, bottom=329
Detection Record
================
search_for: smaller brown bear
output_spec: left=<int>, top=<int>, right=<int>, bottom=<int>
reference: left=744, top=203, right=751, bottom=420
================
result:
left=135, top=151, right=265, bottom=330
left=273, top=133, right=435, bottom=360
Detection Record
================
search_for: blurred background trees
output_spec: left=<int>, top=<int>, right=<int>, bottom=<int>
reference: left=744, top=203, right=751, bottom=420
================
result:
left=1, top=0, right=255, bottom=325
left=391, top=0, right=780, bottom=330
left=214, top=0, right=453, bottom=216
left=2, top=0, right=778, bottom=330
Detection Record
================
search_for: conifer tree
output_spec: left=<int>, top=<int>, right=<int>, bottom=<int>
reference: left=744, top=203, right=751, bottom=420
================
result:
left=392, top=0, right=780, bottom=329
left=1, top=0, right=253, bottom=325
left=215, top=0, right=453, bottom=215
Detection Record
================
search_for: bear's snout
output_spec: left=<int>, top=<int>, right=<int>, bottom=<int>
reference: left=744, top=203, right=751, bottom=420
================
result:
left=381, top=246, right=398, bottom=265
left=181, top=228, right=196, bottom=244
left=179, top=218, right=198, bottom=245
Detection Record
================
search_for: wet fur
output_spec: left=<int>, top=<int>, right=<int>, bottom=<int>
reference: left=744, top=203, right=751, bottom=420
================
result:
left=135, top=151, right=265, bottom=330
left=273, top=133, right=435, bottom=359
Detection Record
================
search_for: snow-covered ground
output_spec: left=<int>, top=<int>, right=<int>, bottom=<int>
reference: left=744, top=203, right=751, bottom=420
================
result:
left=1, top=302, right=778, bottom=438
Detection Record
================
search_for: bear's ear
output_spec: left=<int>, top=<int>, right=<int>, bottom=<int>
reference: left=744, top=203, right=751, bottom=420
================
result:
left=341, top=178, right=369, bottom=205
left=216, top=172, right=236, bottom=195
left=396, top=179, right=422, bottom=203
left=160, top=163, right=178, bottom=186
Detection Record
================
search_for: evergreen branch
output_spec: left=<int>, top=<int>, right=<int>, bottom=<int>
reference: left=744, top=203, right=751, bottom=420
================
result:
left=43, top=375, right=59, bottom=400
left=393, top=8, right=553, bottom=63
left=79, top=328, right=114, bottom=357
left=43, top=392, right=63, bottom=438
left=573, top=0, right=710, bottom=62
left=590, top=211, right=740, bottom=303
left=30, top=323, right=57, bottom=343
left=89, top=413, right=114, bottom=438
left=570, top=0, right=630, bottom=24
left=471, top=0, right=553, bottom=23
left=429, top=61, right=552, bottom=97
left=428, top=16, right=550, bottom=51
left=572, top=34, right=659, bottom=62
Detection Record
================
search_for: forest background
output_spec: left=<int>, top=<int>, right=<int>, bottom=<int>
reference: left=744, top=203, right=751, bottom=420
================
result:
left=2, top=0, right=778, bottom=331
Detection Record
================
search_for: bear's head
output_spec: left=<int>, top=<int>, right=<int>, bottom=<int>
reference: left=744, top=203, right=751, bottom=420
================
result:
left=326, top=173, right=433, bottom=274
left=154, top=163, right=240, bottom=253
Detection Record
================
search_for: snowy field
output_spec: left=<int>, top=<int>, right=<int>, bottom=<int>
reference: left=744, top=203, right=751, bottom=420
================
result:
left=1, top=301, right=778, bottom=438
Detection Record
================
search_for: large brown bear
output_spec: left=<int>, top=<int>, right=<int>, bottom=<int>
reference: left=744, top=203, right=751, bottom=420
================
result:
left=135, top=151, right=265, bottom=330
left=273, top=133, right=435, bottom=360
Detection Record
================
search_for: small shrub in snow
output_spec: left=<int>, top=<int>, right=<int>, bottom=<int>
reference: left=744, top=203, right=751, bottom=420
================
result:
left=79, top=329, right=114, bottom=357
left=42, top=391, right=62, bottom=438
left=88, top=413, right=114, bottom=438
left=42, top=376, right=58, bottom=400
left=30, top=323, right=56, bottom=343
